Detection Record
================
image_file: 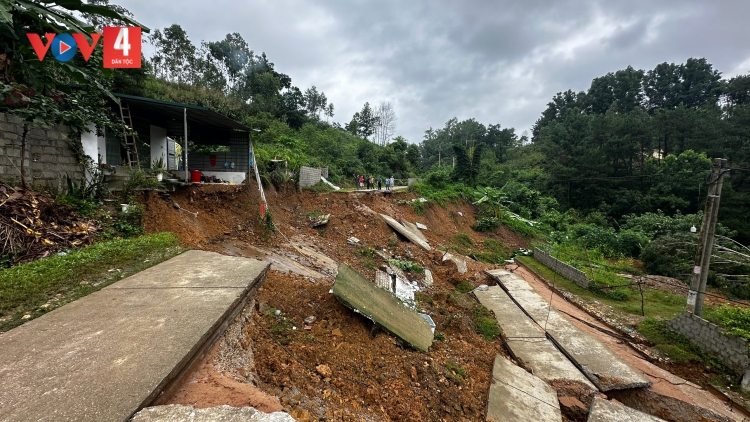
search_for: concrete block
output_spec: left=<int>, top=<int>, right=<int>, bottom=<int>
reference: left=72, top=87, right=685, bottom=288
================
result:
left=5, top=113, right=23, bottom=124
left=0, top=122, right=18, bottom=133
left=487, top=355, right=561, bottom=422
left=587, top=397, right=666, bottom=421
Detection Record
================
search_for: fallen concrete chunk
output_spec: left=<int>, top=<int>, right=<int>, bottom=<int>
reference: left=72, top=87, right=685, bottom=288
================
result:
left=486, top=270, right=651, bottom=391
left=333, top=263, right=433, bottom=352
left=347, top=236, right=360, bottom=245
left=401, top=220, right=429, bottom=243
left=423, top=269, right=434, bottom=287
left=416, top=222, right=428, bottom=230
left=132, top=404, right=295, bottom=422
left=475, top=286, right=596, bottom=390
left=442, top=252, right=467, bottom=273
left=380, top=214, right=431, bottom=251
left=374, top=269, right=393, bottom=291
left=588, top=397, right=667, bottom=422
left=487, top=355, right=562, bottom=422
left=310, top=213, right=330, bottom=227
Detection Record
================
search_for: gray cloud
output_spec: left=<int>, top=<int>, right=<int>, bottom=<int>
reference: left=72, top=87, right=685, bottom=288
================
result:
left=119, top=0, right=750, bottom=143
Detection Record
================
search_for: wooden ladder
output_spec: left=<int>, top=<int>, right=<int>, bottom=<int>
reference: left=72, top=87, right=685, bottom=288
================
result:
left=119, top=102, right=140, bottom=168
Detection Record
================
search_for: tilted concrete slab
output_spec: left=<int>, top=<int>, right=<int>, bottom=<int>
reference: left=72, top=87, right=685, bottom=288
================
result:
left=380, top=214, right=431, bottom=251
left=332, top=263, right=433, bottom=352
left=486, top=270, right=651, bottom=391
left=588, top=397, right=667, bottom=422
left=0, top=250, right=270, bottom=422
left=400, top=220, right=429, bottom=243
left=442, top=252, right=467, bottom=273
left=487, top=355, right=562, bottom=422
left=475, top=286, right=596, bottom=389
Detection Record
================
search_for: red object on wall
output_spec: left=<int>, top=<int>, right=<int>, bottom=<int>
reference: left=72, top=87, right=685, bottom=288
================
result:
left=260, top=202, right=267, bottom=216
left=210, top=155, right=217, bottom=167
left=190, top=170, right=202, bottom=183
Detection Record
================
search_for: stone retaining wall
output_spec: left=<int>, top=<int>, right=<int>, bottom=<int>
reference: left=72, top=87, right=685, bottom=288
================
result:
left=533, top=247, right=590, bottom=288
left=0, top=112, right=82, bottom=189
left=667, top=311, right=749, bottom=375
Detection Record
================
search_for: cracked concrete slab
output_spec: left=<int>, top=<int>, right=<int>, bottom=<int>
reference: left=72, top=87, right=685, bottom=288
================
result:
left=0, top=250, right=270, bottom=422
left=486, top=355, right=562, bottom=422
left=588, top=397, right=667, bottom=422
left=332, top=263, right=433, bottom=352
left=400, top=220, right=429, bottom=243
left=380, top=214, right=431, bottom=251
left=486, top=269, right=651, bottom=391
left=475, top=286, right=596, bottom=389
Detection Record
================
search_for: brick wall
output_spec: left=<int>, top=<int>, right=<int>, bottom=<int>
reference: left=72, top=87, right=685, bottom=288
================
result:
left=533, top=247, right=590, bottom=288
left=0, top=112, right=83, bottom=189
left=299, top=166, right=324, bottom=188
left=667, top=311, right=749, bottom=375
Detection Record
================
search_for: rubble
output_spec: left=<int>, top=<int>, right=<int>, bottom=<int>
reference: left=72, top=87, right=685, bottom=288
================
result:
left=310, top=213, right=330, bottom=228
left=0, top=183, right=99, bottom=263
left=380, top=213, right=431, bottom=251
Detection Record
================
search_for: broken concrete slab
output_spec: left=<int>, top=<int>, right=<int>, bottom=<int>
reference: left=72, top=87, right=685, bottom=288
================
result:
left=310, top=213, right=330, bottom=227
left=0, top=251, right=270, bottom=422
left=487, top=355, right=562, bottom=422
left=416, top=222, right=428, bottom=230
left=333, top=263, right=433, bottom=352
left=380, top=214, right=431, bottom=251
left=588, top=397, right=667, bottom=422
left=374, top=269, right=392, bottom=291
left=475, top=286, right=596, bottom=389
left=442, top=251, right=467, bottom=273
left=132, top=405, right=295, bottom=422
left=423, top=269, right=434, bottom=287
left=401, top=220, right=429, bottom=243
left=486, top=270, right=651, bottom=391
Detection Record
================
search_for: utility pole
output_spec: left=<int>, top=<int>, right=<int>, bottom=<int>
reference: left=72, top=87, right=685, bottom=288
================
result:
left=687, top=158, right=728, bottom=316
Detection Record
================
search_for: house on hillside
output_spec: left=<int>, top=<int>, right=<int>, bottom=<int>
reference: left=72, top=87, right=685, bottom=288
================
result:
left=1, top=94, right=255, bottom=188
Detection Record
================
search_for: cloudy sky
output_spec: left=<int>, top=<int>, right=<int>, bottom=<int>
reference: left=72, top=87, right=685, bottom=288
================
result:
left=118, top=0, right=750, bottom=143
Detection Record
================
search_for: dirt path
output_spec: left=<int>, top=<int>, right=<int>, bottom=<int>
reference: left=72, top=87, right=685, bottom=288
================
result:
left=511, top=265, right=747, bottom=422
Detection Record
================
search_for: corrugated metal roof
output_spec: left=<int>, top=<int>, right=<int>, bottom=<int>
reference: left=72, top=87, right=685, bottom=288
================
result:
left=113, top=93, right=251, bottom=133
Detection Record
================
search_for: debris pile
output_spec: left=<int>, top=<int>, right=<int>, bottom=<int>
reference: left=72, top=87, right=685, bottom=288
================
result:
left=0, top=183, right=98, bottom=263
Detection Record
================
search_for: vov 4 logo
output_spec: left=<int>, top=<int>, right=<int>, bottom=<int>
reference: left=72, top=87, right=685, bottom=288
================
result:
left=26, top=27, right=142, bottom=68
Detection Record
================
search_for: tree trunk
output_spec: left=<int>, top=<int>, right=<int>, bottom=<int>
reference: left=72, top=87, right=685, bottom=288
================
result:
left=20, top=124, right=28, bottom=190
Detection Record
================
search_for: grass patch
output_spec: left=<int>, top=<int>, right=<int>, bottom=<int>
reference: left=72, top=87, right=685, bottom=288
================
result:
left=704, top=305, right=750, bottom=342
left=452, top=233, right=474, bottom=249
left=517, top=256, right=686, bottom=320
left=445, top=361, right=467, bottom=384
left=387, top=258, right=424, bottom=273
left=303, top=181, right=335, bottom=193
left=0, top=232, right=184, bottom=332
left=456, top=281, right=474, bottom=294
left=472, top=304, right=499, bottom=341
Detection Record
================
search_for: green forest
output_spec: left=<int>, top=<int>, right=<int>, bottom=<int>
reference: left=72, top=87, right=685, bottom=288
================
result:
left=2, top=2, right=750, bottom=299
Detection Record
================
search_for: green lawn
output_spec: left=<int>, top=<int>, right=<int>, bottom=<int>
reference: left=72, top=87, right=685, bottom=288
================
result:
left=0, top=232, right=184, bottom=332
left=517, top=256, right=687, bottom=320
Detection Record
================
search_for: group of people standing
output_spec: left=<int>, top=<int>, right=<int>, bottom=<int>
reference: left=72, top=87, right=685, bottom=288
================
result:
left=356, top=175, right=395, bottom=191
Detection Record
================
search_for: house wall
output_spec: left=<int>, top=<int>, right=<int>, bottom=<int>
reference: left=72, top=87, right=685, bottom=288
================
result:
left=0, top=112, right=83, bottom=189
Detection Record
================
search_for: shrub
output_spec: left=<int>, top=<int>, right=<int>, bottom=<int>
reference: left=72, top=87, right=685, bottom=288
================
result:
left=456, top=281, right=474, bottom=293
left=387, top=258, right=424, bottom=273
left=473, top=216, right=499, bottom=232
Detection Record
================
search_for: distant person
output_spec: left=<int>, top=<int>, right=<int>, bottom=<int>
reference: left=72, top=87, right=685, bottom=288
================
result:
left=385, top=176, right=390, bottom=191
left=390, top=176, right=395, bottom=189
left=355, top=175, right=360, bottom=190
left=369, top=175, right=374, bottom=189
left=377, top=176, right=382, bottom=190
left=359, top=175, right=364, bottom=189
